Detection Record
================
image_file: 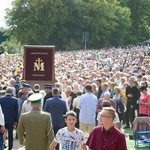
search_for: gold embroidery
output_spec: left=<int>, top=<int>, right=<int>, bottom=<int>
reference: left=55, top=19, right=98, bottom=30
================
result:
left=33, top=58, right=45, bottom=71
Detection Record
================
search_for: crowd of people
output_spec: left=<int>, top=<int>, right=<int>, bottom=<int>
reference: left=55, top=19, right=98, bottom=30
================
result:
left=0, top=45, right=150, bottom=150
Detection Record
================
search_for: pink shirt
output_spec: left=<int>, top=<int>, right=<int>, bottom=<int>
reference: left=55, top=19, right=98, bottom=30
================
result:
left=139, top=93, right=150, bottom=115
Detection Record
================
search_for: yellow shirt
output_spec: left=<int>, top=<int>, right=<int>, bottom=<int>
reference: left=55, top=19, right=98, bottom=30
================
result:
left=121, top=89, right=127, bottom=106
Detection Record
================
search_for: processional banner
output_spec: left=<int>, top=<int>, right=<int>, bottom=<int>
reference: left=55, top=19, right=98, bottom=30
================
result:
left=24, top=45, right=55, bottom=82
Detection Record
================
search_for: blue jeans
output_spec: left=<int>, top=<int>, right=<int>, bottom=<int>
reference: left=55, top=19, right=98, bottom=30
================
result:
left=0, top=132, right=3, bottom=150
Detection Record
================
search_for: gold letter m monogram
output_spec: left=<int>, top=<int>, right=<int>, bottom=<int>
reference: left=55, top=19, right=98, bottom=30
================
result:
left=34, top=58, right=45, bottom=71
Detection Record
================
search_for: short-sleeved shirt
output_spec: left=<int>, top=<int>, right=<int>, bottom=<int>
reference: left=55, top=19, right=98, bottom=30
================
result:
left=73, top=96, right=80, bottom=109
left=22, top=100, right=32, bottom=112
left=86, top=125, right=127, bottom=150
left=54, top=127, right=86, bottom=150
left=139, top=93, right=150, bottom=115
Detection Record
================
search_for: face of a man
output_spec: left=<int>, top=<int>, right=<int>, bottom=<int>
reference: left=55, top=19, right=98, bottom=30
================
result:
left=96, top=80, right=101, bottom=87
left=44, top=88, right=52, bottom=93
left=65, top=115, right=77, bottom=128
left=129, top=78, right=134, bottom=86
left=21, top=87, right=29, bottom=93
left=104, top=94, right=110, bottom=100
left=100, top=110, right=112, bottom=125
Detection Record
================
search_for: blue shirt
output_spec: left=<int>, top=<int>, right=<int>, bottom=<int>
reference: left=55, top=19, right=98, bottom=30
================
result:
left=79, top=92, right=97, bottom=124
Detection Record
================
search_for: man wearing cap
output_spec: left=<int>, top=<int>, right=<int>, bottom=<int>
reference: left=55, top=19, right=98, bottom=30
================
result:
left=43, top=84, right=53, bottom=108
left=18, top=83, right=31, bottom=116
left=17, top=93, right=54, bottom=150
left=0, top=87, right=18, bottom=150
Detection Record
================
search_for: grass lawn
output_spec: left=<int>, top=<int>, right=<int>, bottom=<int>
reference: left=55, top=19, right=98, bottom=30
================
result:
left=124, top=128, right=150, bottom=150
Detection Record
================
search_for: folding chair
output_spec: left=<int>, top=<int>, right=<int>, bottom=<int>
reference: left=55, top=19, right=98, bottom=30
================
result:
left=133, top=117, right=150, bottom=150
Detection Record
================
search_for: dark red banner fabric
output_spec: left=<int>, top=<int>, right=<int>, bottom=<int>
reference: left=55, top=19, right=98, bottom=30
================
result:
left=24, top=46, right=55, bottom=81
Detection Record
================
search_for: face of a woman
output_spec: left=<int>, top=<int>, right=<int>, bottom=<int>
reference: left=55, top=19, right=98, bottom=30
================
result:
left=114, top=89, right=120, bottom=94
left=104, top=94, right=110, bottom=100
left=73, top=84, right=79, bottom=91
left=141, top=82, right=147, bottom=87
left=92, top=85, right=96, bottom=90
left=141, top=90, right=147, bottom=94
left=121, top=79, right=125, bottom=84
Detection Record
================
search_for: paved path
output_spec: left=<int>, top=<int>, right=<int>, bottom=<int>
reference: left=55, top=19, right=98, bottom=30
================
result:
left=4, top=139, right=25, bottom=150
left=4, top=131, right=25, bottom=150
left=5, top=129, right=131, bottom=150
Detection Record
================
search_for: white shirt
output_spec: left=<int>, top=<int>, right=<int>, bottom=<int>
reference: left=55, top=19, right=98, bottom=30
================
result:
left=61, top=92, right=69, bottom=110
left=11, top=86, right=16, bottom=97
left=22, top=100, right=32, bottom=113
left=55, top=127, right=86, bottom=150
left=0, top=105, right=5, bottom=126
left=73, top=96, right=81, bottom=109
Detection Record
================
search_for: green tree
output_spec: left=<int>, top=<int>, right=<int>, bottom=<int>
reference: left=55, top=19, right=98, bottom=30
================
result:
left=49, top=0, right=86, bottom=50
left=109, top=2, right=131, bottom=45
left=0, top=37, right=21, bottom=54
left=83, top=0, right=131, bottom=47
left=6, top=0, right=63, bottom=45
left=128, top=0, right=150, bottom=43
left=0, top=28, right=9, bottom=44
left=5, top=0, right=132, bottom=50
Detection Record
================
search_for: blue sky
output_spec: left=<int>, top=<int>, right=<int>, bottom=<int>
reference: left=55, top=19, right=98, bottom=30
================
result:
left=0, top=0, right=12, bottom=28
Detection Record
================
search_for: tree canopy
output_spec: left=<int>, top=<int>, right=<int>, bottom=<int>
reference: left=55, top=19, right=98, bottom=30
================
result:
left=4, top=0, right=150, bottom=50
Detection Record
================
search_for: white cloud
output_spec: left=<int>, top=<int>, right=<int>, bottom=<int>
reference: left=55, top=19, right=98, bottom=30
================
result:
left=0, top=0, right=12, bottom=28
